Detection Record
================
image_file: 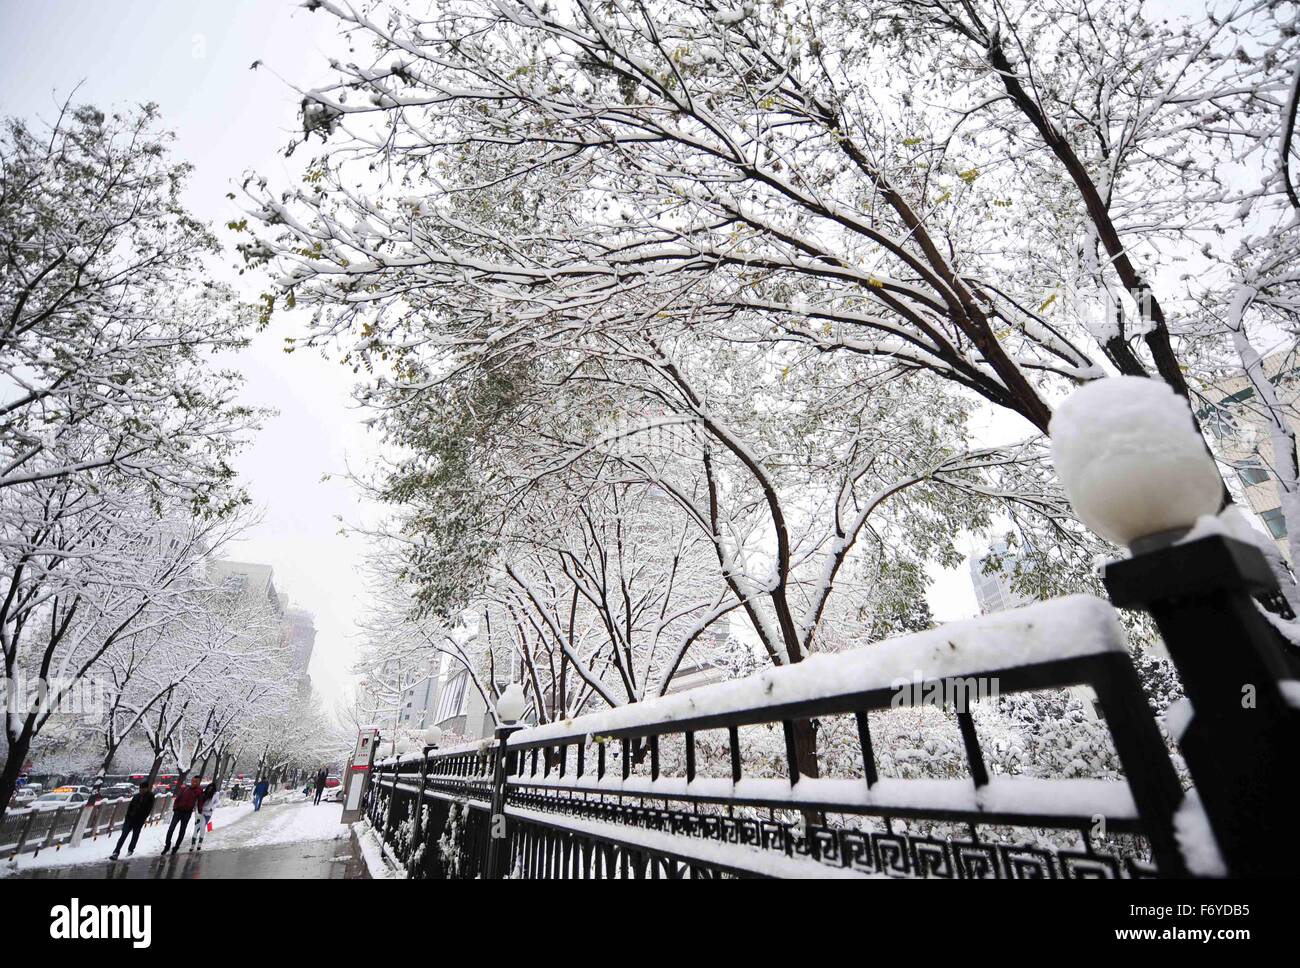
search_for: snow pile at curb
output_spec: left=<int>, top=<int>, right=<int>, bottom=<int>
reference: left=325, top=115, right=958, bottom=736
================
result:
left=353, top=821, right=402, bottom=879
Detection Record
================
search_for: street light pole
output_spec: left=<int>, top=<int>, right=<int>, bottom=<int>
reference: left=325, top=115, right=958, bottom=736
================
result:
left=1053, top=376, right=1300, bottom=876
left=485, top=683, right=526, bottom=879
left=408, top=726, right=441, bottom=877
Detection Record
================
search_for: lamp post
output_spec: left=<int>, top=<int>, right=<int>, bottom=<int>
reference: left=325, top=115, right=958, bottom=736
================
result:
left=485, top=684, right=526, bottom=879
left=406, top=726, right=442, bottom=877
left=384, top=737, right=412, bottom=844
left=1053, top=376, right=1300, bottom=877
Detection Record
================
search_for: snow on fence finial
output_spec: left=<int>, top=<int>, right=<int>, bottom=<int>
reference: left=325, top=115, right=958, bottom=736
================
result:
left=496, top=683, right=526, bottom=724
left=1050, top=377, right=1221, bottom=547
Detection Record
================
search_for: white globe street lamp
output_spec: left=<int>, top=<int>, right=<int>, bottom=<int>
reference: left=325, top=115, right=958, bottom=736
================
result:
left=496, top=683, right=526, bottom=724
left=1051, top=376, right=1222, bottom=550
left=422, top=726, right=443, bottom=749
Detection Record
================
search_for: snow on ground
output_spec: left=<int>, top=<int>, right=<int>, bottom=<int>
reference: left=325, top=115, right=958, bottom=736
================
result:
left=216, top=799, right=348, bottom=850
left=2, top=801, right=250, bottom=876
left=1, top=798, right=347, bottom=876
left=354, top=821, right=400, bottom=879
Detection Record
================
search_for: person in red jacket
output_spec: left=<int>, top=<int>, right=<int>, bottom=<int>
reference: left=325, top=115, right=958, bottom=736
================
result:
left=162, top=776, right=204, bottom=855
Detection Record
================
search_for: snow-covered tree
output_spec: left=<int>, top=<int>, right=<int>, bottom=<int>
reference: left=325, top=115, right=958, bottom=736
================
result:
left=82, top=533, right=281, bottom=790
left=0, top=100, right=262, bottom=817
left=2, top=101, right=255, bottom=496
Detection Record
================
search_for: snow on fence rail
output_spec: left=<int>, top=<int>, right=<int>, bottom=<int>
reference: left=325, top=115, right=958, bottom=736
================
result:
left=366, top=595, right=1188, bottom=879
left=0, top=793, right=172, bottom=861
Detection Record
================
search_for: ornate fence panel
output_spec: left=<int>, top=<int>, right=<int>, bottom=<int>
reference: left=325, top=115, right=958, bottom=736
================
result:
left=367, top=595, right=1195, bottom=879
left=364, top=745, right=495, bottom=879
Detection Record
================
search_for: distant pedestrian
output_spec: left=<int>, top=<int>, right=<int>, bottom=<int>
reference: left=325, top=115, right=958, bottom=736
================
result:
left=108, top=781, right=155, bottom=860
left=313, top=766, right=328, bottom=805
left=253, top=777, right=269, bottom=811
left=190, top=780, right=219, bottom=851
left=162, top=776, right=204, bottom=855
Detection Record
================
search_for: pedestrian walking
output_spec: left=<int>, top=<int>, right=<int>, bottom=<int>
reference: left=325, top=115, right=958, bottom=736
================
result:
left=253, top=777, right=269, bottom=811
left=189, top=780, right=219, bottom=851
left=162, top=776, right=204, bottom=854
left=313, top=766, right=328, bottom=805
left=108, top=781, right=155, bottom=860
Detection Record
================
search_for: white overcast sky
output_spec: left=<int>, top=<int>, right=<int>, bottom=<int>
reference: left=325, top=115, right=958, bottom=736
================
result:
left=0, top=0, right=1002, bottom=710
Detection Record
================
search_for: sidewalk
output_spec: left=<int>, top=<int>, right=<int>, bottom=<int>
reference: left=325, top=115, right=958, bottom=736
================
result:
left=3, top=800, right=364, bottom=879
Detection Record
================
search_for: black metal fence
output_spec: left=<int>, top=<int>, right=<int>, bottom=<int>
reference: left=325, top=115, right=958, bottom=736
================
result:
left=364, top=534, right=1300, bottom=879
left=366, top=591, right=1197, bottom=878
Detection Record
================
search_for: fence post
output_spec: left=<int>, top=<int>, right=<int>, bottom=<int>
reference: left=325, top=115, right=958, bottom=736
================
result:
left=383, top=761, right=399, bottom=847
left=485, top=724, right=522, bottom=879
left=12, top=810, right=38, bottom=857
left=69, top=800, right=98, bottom=848
left=407, top=746, right=434, bottom=877
left=1089, top=654, right=1187, bottom=876
left=1104, top=533, right=1300, bottom=877
left=35, top=808, right=63, bottom=856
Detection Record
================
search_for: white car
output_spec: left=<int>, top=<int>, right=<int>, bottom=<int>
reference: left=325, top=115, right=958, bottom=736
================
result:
left=28, top=791, right=87, bottom=811
left=322, top=784, right=346, bottom=803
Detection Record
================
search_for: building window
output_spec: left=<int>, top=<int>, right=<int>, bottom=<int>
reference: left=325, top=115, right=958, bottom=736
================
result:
left=1238, top=465, right=1270, bottom=487
left=435, top=672, right=469, bottom=723
left=1261, top=507, right=1288, bottom=539
left=1203, top=410, right=1237, bottom=439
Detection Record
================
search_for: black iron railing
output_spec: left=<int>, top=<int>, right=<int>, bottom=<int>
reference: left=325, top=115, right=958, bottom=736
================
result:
left=365, top=594, right=1192, bottom=879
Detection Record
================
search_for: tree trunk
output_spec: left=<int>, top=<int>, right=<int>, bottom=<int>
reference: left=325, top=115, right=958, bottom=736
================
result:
left=791, top=718, right=819, bottom=780
left=0, top=731, right=34, bottom=825
left=791, top=718, right=823, bottom=829
left=93, top=746, right=119, bottom=798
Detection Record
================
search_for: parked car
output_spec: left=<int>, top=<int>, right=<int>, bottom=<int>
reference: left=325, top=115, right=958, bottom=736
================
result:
left=9, top=787, right=38, bottom=807
left=324, top=775, right=341, bottom=788
left=322, top=784, right=346, bottom=803
left=29, top=790, right=87, bottom=811
left=100, top=783, right=138, bottom=800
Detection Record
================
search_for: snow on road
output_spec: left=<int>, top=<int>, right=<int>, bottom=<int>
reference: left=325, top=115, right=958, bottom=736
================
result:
left=2, top=797, right=346, bottom=876
left=216, top=799, right=348, bottom=849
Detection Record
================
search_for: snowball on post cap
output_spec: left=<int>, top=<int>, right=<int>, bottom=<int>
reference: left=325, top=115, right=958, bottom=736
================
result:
left=1050, top=376, right=1221, bottom=549
left=496, top=682, right=526, bottom=724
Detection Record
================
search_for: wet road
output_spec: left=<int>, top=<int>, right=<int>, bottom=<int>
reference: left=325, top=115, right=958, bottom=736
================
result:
left=12, top=836, right=368, bottom=879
